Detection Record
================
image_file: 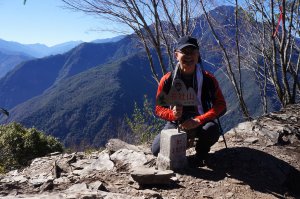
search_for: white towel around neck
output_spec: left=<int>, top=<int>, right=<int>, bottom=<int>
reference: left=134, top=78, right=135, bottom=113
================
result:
left=196, top=65, right=204, bottom=115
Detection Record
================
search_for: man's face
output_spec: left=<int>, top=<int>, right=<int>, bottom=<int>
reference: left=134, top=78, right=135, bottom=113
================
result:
left=175, top=46, right=199, bottom=73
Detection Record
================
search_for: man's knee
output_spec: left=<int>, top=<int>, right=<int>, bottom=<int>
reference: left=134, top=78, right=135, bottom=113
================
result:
left=203, top=122, right=220, bottom=139
left=202, top=121, right=219, bottom=132
left=196, top=122, right=220, bottom=149
left=163, top=122, right=177, bottom=130
left=151, top=133, right=161, bottom=156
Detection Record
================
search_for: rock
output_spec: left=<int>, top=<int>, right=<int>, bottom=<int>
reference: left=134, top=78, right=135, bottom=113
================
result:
left=67, top=191, right=98, bottom=199
left=252, top=104, right=300, bottom=146
left=106, top=139, right=142, bottom=153
left=232, top=138, right=243, bottom=142
left=65, top=154, right=77, bottom=164
left=226, top=192, right=234, bottom=198
left=0, top=189, right=144, bottom=199
left=110, top=149, right=148, bottom=171
left=71, top=159, right=93, bottom=169
left=170, top=176, right=178, bottom=182
left=22, top=156, right=55, bottom=180
left=244, top=137, right=259, bottom=144
left=52, top=160, right=64, bottom=179
left=29, top=176, right=53, bottom=187
left=131, top=167, right=174, bottom=185
left=142, top=156, right=157, bottom=168
left=80, top=151, right=114, bottom=175
left=56, top=158, right=73, bottom=174
left=257, top=124, right=282, bottom=144
left=7, top=170, right=18, bottom=176
left=66, top=183, right=89, bottom=192
left=71, top=169, right=83, bottom=176
left=49, top=152, right=61, bottom=156
left=88, top=181, right=107, bottom=191
left=139, top=189, right=161, bottom=198
left=236, top=121, right=254, bottom=132
left=39, top=180, right=54, bottom=192
left=53, top=176, right=70, bottom=185
left=97, top=191, right=144, bottom=199
left=11, top=175, right=28, bottom=183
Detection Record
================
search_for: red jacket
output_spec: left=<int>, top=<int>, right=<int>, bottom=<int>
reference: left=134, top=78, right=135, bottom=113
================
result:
left=155, top=70, right=226, bottom=125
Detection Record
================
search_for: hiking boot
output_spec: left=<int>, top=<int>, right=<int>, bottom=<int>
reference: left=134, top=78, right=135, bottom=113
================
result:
left=187, top=155, right=206, bottom=168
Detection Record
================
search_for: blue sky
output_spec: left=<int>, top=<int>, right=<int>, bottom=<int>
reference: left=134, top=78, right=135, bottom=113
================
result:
left=0, top=0, right=128, bottom=46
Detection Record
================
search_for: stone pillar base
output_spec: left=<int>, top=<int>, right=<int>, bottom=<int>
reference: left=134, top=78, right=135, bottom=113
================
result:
left=156, top=129, right=187, bottom=170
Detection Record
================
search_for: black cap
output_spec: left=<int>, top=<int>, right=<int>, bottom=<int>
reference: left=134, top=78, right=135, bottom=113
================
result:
left=175, top=36, right=199, bottom=50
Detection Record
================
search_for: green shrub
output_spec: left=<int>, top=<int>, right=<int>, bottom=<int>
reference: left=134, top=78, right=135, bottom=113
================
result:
left=125, top=95, right=164, bottom=144
left=0, top=122, right=63, bottom=172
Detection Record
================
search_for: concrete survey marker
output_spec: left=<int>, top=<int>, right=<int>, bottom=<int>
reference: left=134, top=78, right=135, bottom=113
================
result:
left=157, top=129, right=187, bottom=170
left=156, top=79, right=198, bottom=106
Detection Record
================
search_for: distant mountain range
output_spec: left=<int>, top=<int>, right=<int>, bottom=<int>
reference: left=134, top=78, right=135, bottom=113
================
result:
left=0, top=39, right=80, bottom=58
left=0, top=35, right=125, bottom=78
left=0, top=51, right=32, bottom=79
left=91, top=35, right=126, bottom=44
left=0, top=35, right=126, bottom=58
left=0, top=6, right=283, bottom=149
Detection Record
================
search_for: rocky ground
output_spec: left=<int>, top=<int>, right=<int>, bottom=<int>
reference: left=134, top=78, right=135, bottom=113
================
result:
left=0, top=104, right=299, bottom=199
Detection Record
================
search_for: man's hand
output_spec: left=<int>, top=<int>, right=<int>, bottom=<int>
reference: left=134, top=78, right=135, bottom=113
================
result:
left=179, top=118, right=201, bottom=130
left=172, top=105, right=182, bottom=120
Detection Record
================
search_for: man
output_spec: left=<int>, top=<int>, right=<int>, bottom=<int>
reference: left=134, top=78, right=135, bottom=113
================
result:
left=151, top=36, right=226, bottom=165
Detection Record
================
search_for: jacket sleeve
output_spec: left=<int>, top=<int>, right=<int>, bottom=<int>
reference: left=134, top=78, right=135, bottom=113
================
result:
left=195, top=72, right=227, bottom=124
left=155, top=73, right=177, bottom=121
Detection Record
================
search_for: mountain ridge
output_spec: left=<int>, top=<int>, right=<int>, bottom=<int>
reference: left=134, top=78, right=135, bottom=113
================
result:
left=0, top=39, right=80, bottom=58
left=0, top=35, right=141, bottom=110
left=6, top=52, right=157, bottom=149
left=0, top=51, right=32, bottom=79
left=0, top=36, right=126, bottom=78
left=0, top=35, right=126, bottom=58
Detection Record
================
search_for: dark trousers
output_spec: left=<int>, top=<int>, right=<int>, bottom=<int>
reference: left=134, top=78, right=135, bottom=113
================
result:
left=151, top=121, right=220, bottom=157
